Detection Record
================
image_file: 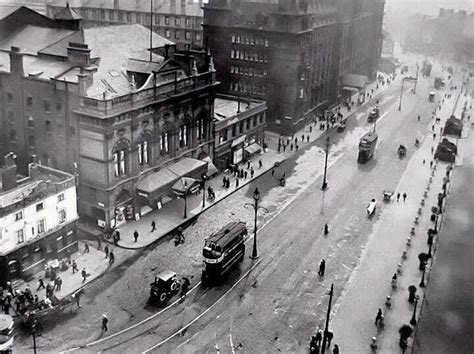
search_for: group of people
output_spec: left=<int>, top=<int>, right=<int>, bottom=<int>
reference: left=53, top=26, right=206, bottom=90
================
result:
left=310, top=328, right=339, bottom=354
left=1, top=282, right=40, bottom=315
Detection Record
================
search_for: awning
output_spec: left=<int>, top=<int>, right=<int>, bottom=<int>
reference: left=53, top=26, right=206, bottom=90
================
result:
left=244, top=143, right=262, bottom=155
left=342, top=86, right=360, bottom=92
left=136, top=158, right=208, bottom=197
left=172, top=177, right=199, bottom=195
left=342, top=74, right=368, bottom=90
left=231, top=135, right=246, bottom=148
left=202, top=156, right=219, bottom=177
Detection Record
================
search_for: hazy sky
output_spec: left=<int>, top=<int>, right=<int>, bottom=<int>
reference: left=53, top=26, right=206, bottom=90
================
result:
left=386, top=0, right=474, bottom=16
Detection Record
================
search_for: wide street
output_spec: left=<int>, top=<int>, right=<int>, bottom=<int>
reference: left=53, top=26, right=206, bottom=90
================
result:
left=14, top=58, right=454, bottom=353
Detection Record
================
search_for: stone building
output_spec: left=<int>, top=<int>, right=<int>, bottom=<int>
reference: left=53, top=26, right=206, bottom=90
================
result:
left=0, top=153, right=78, bottom=287
left=46, top=0, right=204, bottom=49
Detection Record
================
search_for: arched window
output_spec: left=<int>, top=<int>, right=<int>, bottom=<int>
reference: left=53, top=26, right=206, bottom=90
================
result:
left=137, top=130, right=152, bottom=165
left=112, top=138, right=130, bottom=177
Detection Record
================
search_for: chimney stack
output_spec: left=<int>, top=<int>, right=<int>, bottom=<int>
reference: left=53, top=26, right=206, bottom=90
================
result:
left=180, top=0, right=186, bottom=14
left=9, top=47, right=24, bottom=77
left=170, top=0, right=177, bottom=13
left=67, top=42, right=91, bottom=66
left=1, top=152, right=18, bottom=191
left=28, top=155, right=39, bottom=180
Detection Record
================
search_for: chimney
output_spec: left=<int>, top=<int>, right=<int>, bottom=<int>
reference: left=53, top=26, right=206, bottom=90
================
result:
left=1, top=152, right=18, bottom=191
left=180, top=0, right=186, bottom=14
left=114, top=0, right=120, bottom=9
left=67, top=42, right=91, bottom=66
left=77, top=72, right=88, bottom=96
left=9, top=47, right=24, bottom=77
left=28, top=155, right=39, bottom=180
left=170, top=0, right=177, bottom=13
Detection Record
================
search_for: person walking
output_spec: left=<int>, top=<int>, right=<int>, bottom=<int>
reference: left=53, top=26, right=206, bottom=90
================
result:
left=37, top=277, right=46, bottom=291
left=235, top=178, right=239, bottom=188
left=325, top=330, right=334, bottom=347
left=72, top=260, right=78, bottom=274
left=396, top=193, right=401, bottom=202
left=151, top=220, right=156, bottom=232
left=101, top=314, right=109, bottom=332
left=109, top=250, right=115, bottom=265
left=332, top=344, right=340, bottom=354
left=315, top=329, right=323, bottom=346
left=403, top=192, right=407, bottom=202
left=296, top=144, right=299, bottom=152
left=84, top=242, right=90, bottom=253
left=247, top=160, right=251, bottom=169
left=250, top=167, right=254, bottom=178
left=244, top=170, right=248, bottom=179
left=104, top=245, right=109, bottom=259
left=307, top=135, right=310, bottom=142
left=324, top=224, right=329, bottom=236
left=258, top=159, right=263, bottom=169
left=271, top=168, right=275, bottom=177
left=73, top=290, right=82, bottom=308
left=375, top=308, right=383, bottom=325
left=133, top=230, right=139, bottom=243
left=81, top=268, right=87, bottom=283
left=318, top=259, right=326, bottom=276
left=180, top=277, right=191, bottom=301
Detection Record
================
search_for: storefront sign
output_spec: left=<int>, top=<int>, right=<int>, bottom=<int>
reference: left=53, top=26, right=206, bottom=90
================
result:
left=233, top=148, right=243, bottom=164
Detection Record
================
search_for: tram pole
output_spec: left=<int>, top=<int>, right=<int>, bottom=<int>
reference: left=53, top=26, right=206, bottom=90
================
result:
left=321, top=284, right=334, bottom=353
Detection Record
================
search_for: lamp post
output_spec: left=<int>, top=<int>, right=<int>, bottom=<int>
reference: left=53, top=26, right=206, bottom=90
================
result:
left=398, top=78, right=405, bottom=111
left=182, top=181, right=188, bottom=219
left=321, top=283, right=334, bottom=353
left=201, top=174, right=208, bottom=209
left=321, top=136, right=330, bottom=191
left=413, top=64, right=419, bottom=94
left=410, top=295, right=420, bottom=326
left=419, top=266, right=426, bottom=288
left=31, top=317, right=38, bottom=354
left=434, top=213, right=439, bottom=233
left=244, top=188, right=268, bottom=259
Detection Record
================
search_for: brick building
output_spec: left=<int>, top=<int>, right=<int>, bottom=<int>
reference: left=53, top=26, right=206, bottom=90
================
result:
left=46, top=0, right=204, bottom=49
left=203, top=0, right=385, bottom=135
left=0, top=153, right=78, bottom=287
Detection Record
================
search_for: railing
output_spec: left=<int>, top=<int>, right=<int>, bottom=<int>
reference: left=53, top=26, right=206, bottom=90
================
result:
left=78, top=72, right=216, bottom=117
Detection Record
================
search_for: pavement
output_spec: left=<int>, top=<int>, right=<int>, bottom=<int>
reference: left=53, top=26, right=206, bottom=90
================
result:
left=330, top=63, right=471, bottom=353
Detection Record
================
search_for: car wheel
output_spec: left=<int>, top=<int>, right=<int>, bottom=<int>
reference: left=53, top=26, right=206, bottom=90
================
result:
left=159, top=292, right=167, bottom=303
left=171, top=282, right=178, bottom=291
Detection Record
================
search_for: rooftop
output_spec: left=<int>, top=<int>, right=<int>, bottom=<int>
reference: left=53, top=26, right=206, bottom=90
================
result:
left=214, top=97, right=263, bottom=122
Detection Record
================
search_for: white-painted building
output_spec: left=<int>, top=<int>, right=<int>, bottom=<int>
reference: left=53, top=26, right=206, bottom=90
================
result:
left=0, top=153, right=78, bottom=286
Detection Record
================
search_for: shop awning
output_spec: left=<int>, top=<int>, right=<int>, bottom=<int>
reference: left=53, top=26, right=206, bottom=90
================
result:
left=342, top=74, right=368, bottom=90
left=202, top=156, right=219, bottom=177
left=231, top=135, right=246, bottom=148
left=136, top=158, right=208, bottom=197
left=244, top=143, right=262, bottom=155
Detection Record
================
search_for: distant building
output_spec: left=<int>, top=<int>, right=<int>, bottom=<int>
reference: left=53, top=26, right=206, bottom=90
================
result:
left=203, top=0, right=384, bottom=135
left=0, top=153, right=78, bottom=287
left=0, top=6, right=219, bottom=231
left=46, top=0, right=204, bottom=49
left=213, top=95, right=266, bottom=170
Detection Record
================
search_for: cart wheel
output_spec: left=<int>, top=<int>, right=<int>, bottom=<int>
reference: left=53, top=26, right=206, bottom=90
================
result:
left=159, top=292, right=167, bottom=302
left=171, top=282, right=178, bottom=291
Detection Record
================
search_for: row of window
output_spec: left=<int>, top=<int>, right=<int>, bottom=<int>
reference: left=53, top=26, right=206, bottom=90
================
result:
left=218, top=114, right=265, bottom=144
left=12, top=194, right=65, bottom=222
left=230, top=66, right=268, bottom=77
left=231, top=35, right=269, bottom=47
left=9, top=125, right=76, bottom=144
left=230, top=49, right=268, bottom=62
left=6, top=93, right=63, bottom=113
left=83, top=8, right=199, bottom=28
left=163, top=29, right=201, bottom=41
left=230, top=82, right=267, bottom=95
left=9, top=210, right=67, bottom=245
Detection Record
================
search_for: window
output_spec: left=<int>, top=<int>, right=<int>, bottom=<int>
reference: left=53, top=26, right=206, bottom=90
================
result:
left=45, top=120, right=52, bottom=133
left=27, top=116, right=34, bottom=128
left=299, top=88, right=304, bottom=98
left=175, top=17, right=180, bottom=26
left=7, top=92, right=13, bottom=103
left=246, top=119, right=250, bottom=129
left=113, top=149, right=127, bottom=177
left=232, top=125, right=236, bottom=137
left=175, top=30, right=180, bottom=39
left=36, top=202, right=44, bottom=211
left=196, top=33, right=201, bottom=41
left=165, top=16, right=170, bottom=25
left=16, top=229, right=25, bottom=244
left=136, top=13, right=141, bottom=23
left=9, top=129, right=16, bottom=141
left=58, top=209, right=67, bottom=224
left=26, top=96, right=33, bottom=108
left=145, top=14, right=151, bottom=24
left=185, top=31, right=191, bottom=40
left=56, top=102, right=62, bottom=112
left=109, top=10, right=114, bottom=20
left=154, top=15, right=160, bottom=24
left=260, top=113, right=264, bottom=124
left=165, top=30, right=170, bottom=38
left=28, top=135, right=35, bottom=147
left=70, top=127, right=76, bottom=136
left=185, top=18, right=191, bottom=27
left=160, top=132, right=169, bottom=153
left=197, top=118, right=203, bottom=140
left=220, top=128, right=228, bottom=142
left=253, top=116, right=257, bottom=126
left=8, top=111, right=14, bottom=124
left=179, top=125, right=187, bottom=147
left=138, top=141, right=149, bottom=165
left=118, top=11, right=123, bottom=21
left=127, top=12, right=132, bottom=22
left=58, top=193, right=65, bottom=202
left=100, top=9, right=105, bottom=19
left=37, top=219, right=45, bottom=234
left=15, top=211, right=23, bottom=221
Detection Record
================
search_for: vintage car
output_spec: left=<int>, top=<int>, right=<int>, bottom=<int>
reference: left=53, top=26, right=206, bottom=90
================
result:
left=149, top=270, right=180, bottom=304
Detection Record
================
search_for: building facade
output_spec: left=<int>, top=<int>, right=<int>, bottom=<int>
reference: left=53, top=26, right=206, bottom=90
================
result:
left=46, top=0, right=204, bottom=49
left=0, top=153, right=78, bottom=287
left=213, top=95, right=267, bottom=170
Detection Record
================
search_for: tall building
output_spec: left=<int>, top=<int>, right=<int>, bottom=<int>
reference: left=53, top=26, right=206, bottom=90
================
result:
left=0, top=153, right=78, bottom=287
left=203, top=0, right=385, bottom=135
left=46, top=0, right=204, bottom=49
left=0, top=6, right=219, bottom=231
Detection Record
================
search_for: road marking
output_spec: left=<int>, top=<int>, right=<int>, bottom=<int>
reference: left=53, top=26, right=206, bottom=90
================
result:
left=143, top=259, right=262, bottom=353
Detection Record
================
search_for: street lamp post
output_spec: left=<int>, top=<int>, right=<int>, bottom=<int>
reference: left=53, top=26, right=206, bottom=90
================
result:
left=201, top=175, right=208, bottom=209
left=244, top=188, right=268, bottom=259
left=410, top=295, right=420, bottom=326
left=413, top=64, right=419, bottom=94
left=321, top=137, right=330, bottom=191
left=31, top=318, right=38, bottom=354
left=183, top=194, right=187, bottom=219
left=398, top=78, right=405, bottom=111
left=419, top=266, right=426, bottom=288
left=321, top=283, right=334, bottom=353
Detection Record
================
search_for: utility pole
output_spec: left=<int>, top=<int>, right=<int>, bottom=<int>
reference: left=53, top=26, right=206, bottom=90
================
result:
left=398, top=78, right=405, bottom=111
left=321, top=284, right=334, bottom=353
left=413, top=64, right=419, bottom=94
left=321, top=136, right=330, bottom=190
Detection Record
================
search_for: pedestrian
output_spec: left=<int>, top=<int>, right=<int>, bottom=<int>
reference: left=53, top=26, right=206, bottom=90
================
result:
left=271, top=168, right=275, bottom=177
left=397, top=193, right=400, bottom=202
left=259, top=159, right=263, bottom=169
left=325, top=330, right=334, bottom=347
left=431, top=125, right=434, bottom=131
left=287, top=138, right=290, bottom=145
left=315, top=329, right=323, bottom=346
left=226, top=178, right=230, bottom=188
left=318, top=259, right=326, bottom=276
left=431, top=146, right=434, bottom=154
left=332, top=344, right=340, bottom=354
left=301, top=134, right=305, bottom=142
left=283, top=143, right=286, bottom=152
left=324, top=223, right=329, bottom=235
left=240, top=169, right=244, bottom=178
left=133, top=230, right=139, bottom=243
left=307, top=135, right=310, bottom=142
left=403, top=192, right=407, bottom=202
left=3, top=301, right=10, bottom=315
left=290, top=143, right=294, bottom=151
left=151, top=220, right=156, bottom=232
left=104, top=245, right=109, bottom=259
left=247, top=160, right=251, bottom=169
left=37, top=277, right=46, bottom=291
left=440, top=127, right=443, bottom=134
left=423, top=159, right=425, bottom=165
left=235, top=178, right=239, bottom=188
left=222, top=176, right=226, bottom=187
left=250, top=167, right=254, bottom=178
left=244, top=170, right=248, bottom=179
left=375, top=308, right=383, bottom=325
left=34, top=295, right=39, bottom=304
left=102, top=314, right=108, bottom=332
left=430, top=160, right=433, bottom=168
left=81, top=268, right=87, bottom=283
left=72, top=260, right=78, bottom=274
left=109, top=250, right=115, bottom=264
left=54, top=277, right=60, bottom=291
left=433, top=133, right=436, bottom=140
left=84, top=242, right=90, bottom=253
